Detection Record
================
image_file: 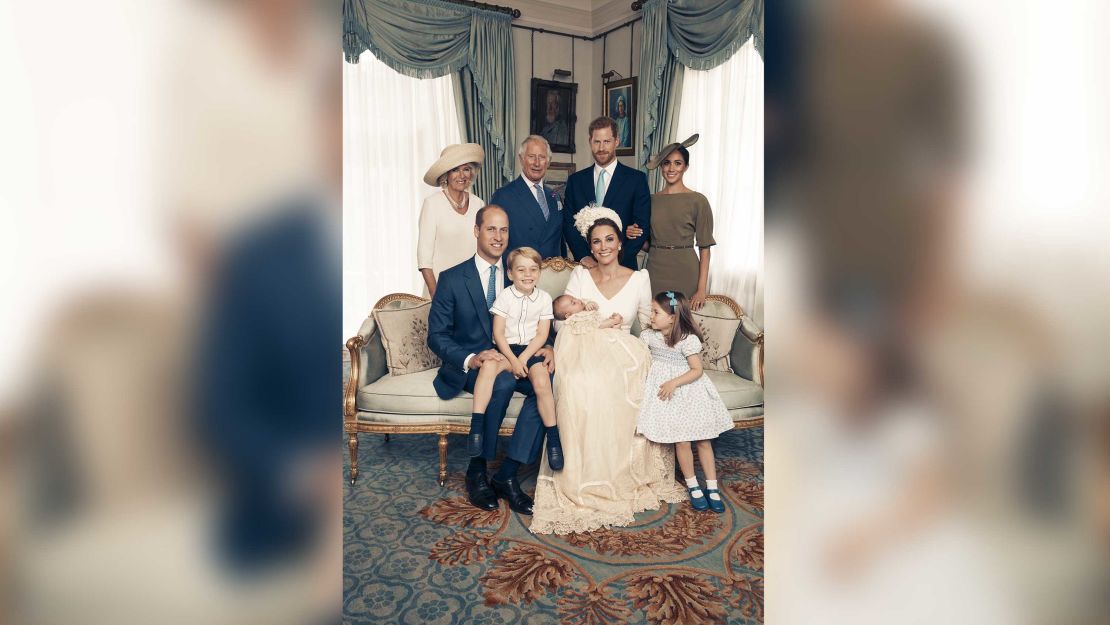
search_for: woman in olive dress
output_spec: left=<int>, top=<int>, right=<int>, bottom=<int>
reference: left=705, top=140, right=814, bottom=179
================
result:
left=644, top=134, right=715, bottom=310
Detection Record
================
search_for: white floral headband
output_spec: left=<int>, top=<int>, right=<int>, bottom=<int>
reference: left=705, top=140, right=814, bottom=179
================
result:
left=573, top=205, right=623, bottom=239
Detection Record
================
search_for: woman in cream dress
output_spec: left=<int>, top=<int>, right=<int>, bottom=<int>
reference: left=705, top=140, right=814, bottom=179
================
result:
left=416, top=143, right=486, bottom=297
left=530, top=213, right=686, bottom=535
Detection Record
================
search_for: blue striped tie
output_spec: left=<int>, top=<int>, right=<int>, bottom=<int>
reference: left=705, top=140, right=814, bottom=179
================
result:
left=485, top=265, right=497, bottom=309
left=534, top=183, right=550, bottom=220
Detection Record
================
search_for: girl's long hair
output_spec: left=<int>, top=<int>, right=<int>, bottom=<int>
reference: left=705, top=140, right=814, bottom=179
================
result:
left=654, top=291, right=703, bottom=347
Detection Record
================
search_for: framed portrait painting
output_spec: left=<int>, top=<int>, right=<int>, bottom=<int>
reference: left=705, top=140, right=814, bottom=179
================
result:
left=530, top=79, right=577, bottom=154
left=545, top=161, right=576, bottom=202
left=603, top=77, right=637, bottom=156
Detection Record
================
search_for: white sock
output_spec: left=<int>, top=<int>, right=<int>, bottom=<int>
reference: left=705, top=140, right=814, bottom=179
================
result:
left=706, top=480, right=721, bottom=500
left=685, top=477, right=702, bottom=496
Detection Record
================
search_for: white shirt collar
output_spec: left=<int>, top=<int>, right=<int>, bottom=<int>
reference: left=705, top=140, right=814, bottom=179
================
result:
left=507, top=284, right=539, bottom=301
left=474, top=254, right=502, bottom=277
left=519, top=174, right=547, bottom=189
left=593, top=160, right=618, bottom=179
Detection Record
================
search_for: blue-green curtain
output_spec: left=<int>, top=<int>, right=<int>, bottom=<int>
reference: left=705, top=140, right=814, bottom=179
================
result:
left=638, top=0, right=763, bottom=171
left=343, top=0, right=516, bottom=199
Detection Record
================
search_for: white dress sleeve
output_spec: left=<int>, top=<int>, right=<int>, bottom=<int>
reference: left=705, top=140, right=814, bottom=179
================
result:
left=678, top=334, right=704, bottom=357
left=416, top=194, right=437, bottom=270
left=564, top=266, right=585, bottom=298
left=636, top=270, right=653, bottom=330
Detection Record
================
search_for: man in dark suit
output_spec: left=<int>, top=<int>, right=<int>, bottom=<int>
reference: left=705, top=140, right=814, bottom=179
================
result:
left=490, top=135, right=565, bottom=261
left=562, top=116, right=651, bottom=270
left=427, top=205, right=550, bottom=515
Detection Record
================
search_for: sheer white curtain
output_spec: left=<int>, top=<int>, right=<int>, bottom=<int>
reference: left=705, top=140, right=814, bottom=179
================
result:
left=343, top=53, right=464, bottom=337
left=674, top=39, right=764, bottom=324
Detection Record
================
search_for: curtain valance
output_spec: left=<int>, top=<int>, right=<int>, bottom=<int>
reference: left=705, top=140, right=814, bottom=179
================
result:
left=638, top=0, right=763, bottom=170
left=668, top=0, right=763, bottom=69
left=343, top=0, right=516, bottom=198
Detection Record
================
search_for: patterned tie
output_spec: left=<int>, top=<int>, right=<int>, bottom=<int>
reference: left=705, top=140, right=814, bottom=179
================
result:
left=533, top=183, right=550, bottom=221
left=594, top=169, right=607, bottom=205
left=485, top=265, right=497, bottom=309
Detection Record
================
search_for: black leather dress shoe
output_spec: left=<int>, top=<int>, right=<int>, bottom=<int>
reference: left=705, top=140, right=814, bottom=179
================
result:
left=546, top=438, right=564, bottom=471
left=465, top=472, right=499, bottom=511
left=490, top=476, right=534, bottom=515
left=466, top=433, right=484, bottom=457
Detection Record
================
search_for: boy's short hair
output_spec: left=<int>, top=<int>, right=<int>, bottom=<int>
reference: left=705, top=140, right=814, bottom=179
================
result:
left=507, top=246, right=542, bottom=269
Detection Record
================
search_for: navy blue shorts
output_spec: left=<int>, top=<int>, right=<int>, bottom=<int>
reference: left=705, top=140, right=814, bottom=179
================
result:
left=509, top=343, right=546, bottom=369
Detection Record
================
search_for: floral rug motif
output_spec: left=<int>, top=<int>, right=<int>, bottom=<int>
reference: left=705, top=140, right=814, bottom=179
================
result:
left=344, top=427, right=763, bottom=625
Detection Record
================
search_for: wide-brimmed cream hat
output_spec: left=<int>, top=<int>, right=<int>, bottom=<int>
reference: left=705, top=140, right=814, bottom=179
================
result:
left=423, top=143, right=484, bottom=187
left=646, top=133, right=699, bottom=170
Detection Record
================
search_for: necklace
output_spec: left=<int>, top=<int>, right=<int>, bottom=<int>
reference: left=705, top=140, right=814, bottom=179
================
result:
left=443, top=188, right=469, bottom=213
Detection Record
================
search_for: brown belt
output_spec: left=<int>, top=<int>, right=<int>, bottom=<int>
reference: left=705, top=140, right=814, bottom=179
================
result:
left=652, top=244, right=694, bottom=250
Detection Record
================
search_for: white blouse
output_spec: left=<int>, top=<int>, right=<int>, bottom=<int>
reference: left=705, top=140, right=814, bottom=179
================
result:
left=416, top=190, right=485, bottom=280
left=562, top=265, right=652, bottom=333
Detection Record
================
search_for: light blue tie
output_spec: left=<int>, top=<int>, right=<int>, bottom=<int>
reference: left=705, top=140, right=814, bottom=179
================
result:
left=533, top=183, right=550, bottom=221
left=594, top=169, right=606, bottom=205
left=485, top=265, right=497, bottom=309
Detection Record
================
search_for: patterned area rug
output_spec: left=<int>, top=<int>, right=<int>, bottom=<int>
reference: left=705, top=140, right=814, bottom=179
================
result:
left=344, top=427, right=763, bottom=625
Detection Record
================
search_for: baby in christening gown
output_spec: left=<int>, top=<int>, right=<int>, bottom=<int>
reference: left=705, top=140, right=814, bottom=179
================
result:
left=550, top=296, right=643, bottom=389
left=553, top=295, right=623, bottom=330
left=531, top=295, right=686, bottom=535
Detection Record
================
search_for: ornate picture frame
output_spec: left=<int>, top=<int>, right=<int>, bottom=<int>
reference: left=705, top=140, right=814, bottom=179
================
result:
left=530, top=79, right=577, bottom=154
left=602, top=77, right=637, bottom=156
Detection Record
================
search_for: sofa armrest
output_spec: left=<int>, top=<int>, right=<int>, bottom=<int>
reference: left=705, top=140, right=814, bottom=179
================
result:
left=730, top=316, right=764, bottom=387
left=343, top=316, right=388, bottom=422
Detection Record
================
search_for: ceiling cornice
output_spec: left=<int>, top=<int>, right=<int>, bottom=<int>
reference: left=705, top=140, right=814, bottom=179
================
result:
left=511, top=0, right=638, bottom=38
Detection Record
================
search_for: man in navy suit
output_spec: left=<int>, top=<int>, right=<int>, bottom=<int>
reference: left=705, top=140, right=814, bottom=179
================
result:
left=427, top=205, right=550, bottom=515
left=562, top=116, right=651, bottom=270
left=490, top=135, right=565, bottom=261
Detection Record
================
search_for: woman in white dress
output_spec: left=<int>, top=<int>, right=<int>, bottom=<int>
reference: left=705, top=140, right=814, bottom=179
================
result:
left=417, top=143, right=486, bottom=297
left=530, top=211, right=686, bottom=535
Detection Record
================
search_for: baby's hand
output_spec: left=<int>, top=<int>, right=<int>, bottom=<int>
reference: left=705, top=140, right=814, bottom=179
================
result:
left=584, top=301, right=599, bottom=311
left=609, top=313, right=623, bottom=325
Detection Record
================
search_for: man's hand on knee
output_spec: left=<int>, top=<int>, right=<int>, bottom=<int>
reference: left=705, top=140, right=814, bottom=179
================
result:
left=536, top=346, right=555, bottom=374
left=470, top=349, right=505, bottom=370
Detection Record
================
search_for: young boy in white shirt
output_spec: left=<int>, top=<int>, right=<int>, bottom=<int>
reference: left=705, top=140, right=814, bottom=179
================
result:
left=472, top=247, right=563, bottom=470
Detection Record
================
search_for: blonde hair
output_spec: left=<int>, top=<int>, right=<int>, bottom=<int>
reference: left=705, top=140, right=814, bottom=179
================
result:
left=507, top=246, right=542, bottom=269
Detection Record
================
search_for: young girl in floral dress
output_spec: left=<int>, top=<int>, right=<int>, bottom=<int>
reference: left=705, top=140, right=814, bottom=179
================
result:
left=636, top=291, right=734, bottom=512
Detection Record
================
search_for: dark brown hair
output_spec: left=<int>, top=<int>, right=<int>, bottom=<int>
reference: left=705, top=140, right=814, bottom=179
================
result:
left=667, top=146, right=690, bottom=165
left=588, top=116, right=618, bottom=139
left=653, top=291, right=704, bottom=348
left=586, top=218, right=623, bottom=264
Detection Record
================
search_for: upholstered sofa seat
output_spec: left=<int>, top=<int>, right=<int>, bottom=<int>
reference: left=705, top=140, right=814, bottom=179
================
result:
left=343, top=258, right=764, bottom=485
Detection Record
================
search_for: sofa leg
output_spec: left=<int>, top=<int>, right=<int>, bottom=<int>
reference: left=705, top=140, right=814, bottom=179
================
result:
left=438, top=433, right=448, bottom=487
left=384, top=433, right=390, bottom=443
left=348, top=433, right=360, bottom=485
